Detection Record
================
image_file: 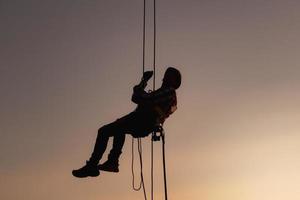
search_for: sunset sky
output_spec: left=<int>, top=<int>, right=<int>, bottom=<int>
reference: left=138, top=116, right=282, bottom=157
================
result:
left=1, top=0, right=300, bottom=199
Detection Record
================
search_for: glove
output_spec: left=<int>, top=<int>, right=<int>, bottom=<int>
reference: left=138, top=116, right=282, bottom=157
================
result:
left=142, top=71, right=153, bottom=82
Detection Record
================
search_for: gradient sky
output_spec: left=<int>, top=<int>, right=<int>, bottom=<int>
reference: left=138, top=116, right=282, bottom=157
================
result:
left=1, top=0, right=300, bottom=199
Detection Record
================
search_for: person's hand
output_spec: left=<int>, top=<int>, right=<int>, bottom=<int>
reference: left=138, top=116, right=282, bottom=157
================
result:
left=142, top=71, right=153, bottom=82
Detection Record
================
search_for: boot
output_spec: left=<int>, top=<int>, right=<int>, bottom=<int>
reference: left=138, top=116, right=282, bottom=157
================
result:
left=72, top=161, right=100, bottom=178
left=98, top=160, right=119, bottom=173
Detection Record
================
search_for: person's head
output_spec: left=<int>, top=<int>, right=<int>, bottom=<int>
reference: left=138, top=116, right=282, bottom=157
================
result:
left=162, top=67, right=181, bottom=89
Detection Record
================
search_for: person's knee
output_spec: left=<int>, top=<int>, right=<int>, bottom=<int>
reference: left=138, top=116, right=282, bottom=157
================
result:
left=98, top=126, right=108, bottom=137
left=98, top=125, right=110, bottom=137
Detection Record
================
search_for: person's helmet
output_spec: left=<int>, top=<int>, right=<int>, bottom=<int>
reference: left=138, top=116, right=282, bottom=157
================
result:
left=163, top=67, right=181, bottom=89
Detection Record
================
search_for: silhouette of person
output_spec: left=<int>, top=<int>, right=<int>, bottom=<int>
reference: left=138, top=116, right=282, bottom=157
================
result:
left=72, top=67, right=181, bottom=178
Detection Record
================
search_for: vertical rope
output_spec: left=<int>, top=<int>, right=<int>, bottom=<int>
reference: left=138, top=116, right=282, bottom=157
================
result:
left=151, top=0, right=156, bottom=199
left=151, top=139, right=154, bottom=200
left=153, top=0, right=156, bottom=90
left=142, top=0, right=146, bottom=74
left=162, top=133, right=168, bottom=200
left=139, top=0, right=148, bottom=199
left=132, top=0, right=164, bottom=200
left=132, top=0, right=147, bottom=199
left=153, top=0, right=157, bottom=197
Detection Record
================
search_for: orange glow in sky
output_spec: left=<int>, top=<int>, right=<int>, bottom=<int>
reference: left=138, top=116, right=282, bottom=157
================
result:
left=1, top=0, right=300, bottom=200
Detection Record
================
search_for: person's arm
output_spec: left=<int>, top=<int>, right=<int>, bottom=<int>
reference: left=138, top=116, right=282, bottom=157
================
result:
left=131, top=71, right=154, bottom=105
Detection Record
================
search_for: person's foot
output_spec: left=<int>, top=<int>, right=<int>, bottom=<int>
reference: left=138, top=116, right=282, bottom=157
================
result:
left=72, top=161, right=100, bottom=178
left=98, top=160, right=119, bottom=173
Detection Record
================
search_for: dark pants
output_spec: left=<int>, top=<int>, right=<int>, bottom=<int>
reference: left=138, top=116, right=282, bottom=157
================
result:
left=89, top=111, right=156, bottom=165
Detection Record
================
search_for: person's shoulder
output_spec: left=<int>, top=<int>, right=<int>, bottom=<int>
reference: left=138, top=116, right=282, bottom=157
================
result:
left=166, top=87, right=176, bottom=92
left=154, top=87, right=175, bottom=96
left=162, top=87, right=176, bottom=96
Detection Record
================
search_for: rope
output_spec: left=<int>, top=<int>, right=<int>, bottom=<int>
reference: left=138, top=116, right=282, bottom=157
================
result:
left=151, top=0, right=156, bottom=199
left=142, top=0, right=146, bottom=74
left=151, top=137, right=154, bottom=200
left=138, top=139, right=147, bottom=199
left=161, top=131, right=168, bottom=200
left=132, top=0, right=169, bottom=200
left=131, top=139, right=142, bottom=191
left=153, top=0, right=156, bottom=90
left=131, top=0, right=147, bottom=199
